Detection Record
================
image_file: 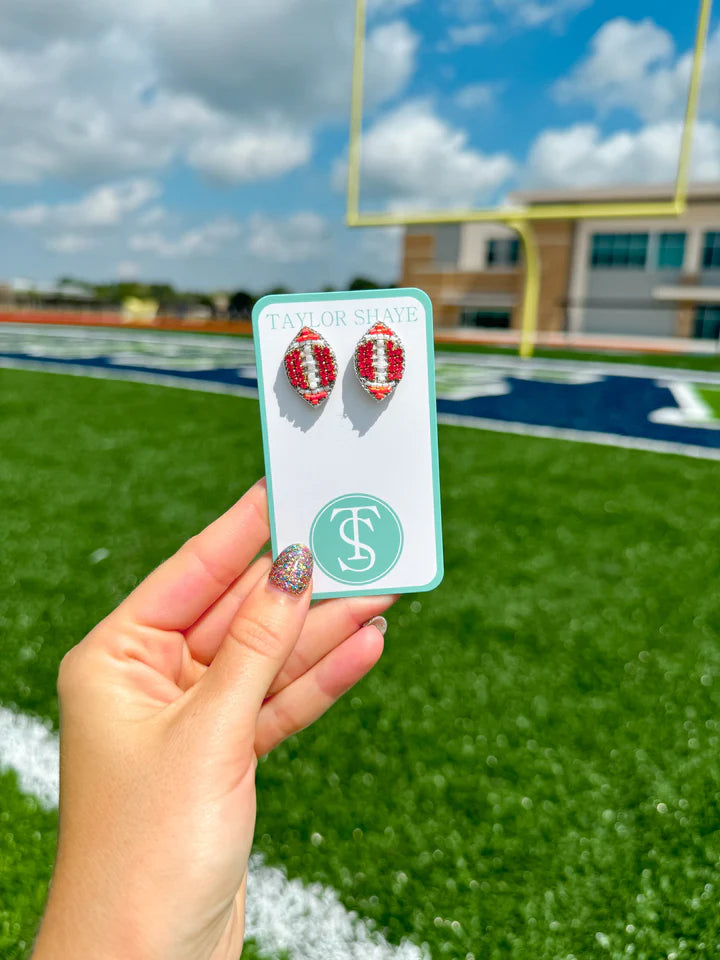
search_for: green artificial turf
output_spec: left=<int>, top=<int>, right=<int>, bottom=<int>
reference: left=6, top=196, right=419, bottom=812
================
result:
left=699, top=387, right=720, bottom=419
left=436, top=340, right=720, bottom=372
left=2, top=367, right=720, bottom=959
left=0, top=774, right=57, bottom=960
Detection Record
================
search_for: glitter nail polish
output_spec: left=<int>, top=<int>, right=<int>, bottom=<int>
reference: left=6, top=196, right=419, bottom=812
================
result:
left=269, top=544, right=314, bottom=597
left=363, top=616, right=388, bottom=636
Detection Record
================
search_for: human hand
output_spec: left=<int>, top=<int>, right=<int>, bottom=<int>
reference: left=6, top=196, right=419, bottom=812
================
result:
left=32, top=479, right=392, bottom=960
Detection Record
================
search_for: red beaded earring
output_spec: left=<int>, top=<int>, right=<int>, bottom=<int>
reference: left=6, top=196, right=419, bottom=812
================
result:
left=354, top=322, right=405, bottom=401
left=283, top=327, right=338, bottom=407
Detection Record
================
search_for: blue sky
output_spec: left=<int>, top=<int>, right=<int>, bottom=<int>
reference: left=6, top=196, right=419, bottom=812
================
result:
left=0, top=0, right=717, bottom=292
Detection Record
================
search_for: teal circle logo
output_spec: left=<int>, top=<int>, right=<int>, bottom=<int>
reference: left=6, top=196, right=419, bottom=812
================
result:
left=310, top=494, right=404, bottom=586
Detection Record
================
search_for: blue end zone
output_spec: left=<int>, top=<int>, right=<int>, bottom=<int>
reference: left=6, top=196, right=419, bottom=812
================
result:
left=437, top=376, right=719, bottom=450
left=1, top=325, right=719, bottom=455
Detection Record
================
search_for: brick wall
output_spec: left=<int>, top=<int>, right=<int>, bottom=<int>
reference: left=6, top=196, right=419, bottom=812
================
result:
left=402, top=223, right=573, bottom=331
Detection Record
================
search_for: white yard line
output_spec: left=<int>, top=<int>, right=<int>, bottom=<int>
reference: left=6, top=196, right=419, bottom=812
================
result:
left=435, top=351, right=720, bottom=386
left=437, top=413, right=720, bottom=461
left=0, top=708, right=59, bottom=808
left=0, top=706, right=428, bottom=960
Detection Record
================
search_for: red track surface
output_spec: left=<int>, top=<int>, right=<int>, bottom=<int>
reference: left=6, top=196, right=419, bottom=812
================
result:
left=0, top=310, right=252, bottom=336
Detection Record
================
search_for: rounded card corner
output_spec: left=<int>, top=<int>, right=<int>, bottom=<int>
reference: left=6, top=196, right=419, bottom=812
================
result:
left=397, top=287, right=434, bottom=318
left=251, top=295, right=275, bottom=328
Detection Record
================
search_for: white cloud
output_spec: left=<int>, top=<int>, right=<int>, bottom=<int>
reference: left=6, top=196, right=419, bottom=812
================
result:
left=117, top=260, right=140, bottom=279
left=129, top=218, right=241, bottom=258
left=343, top=99, right=515, bottom=210
left=131, top=92, right=316, bottom=187
left=1, top=0, right=151, bottom=46
left=7, top=179, right=160, bottom=231
left=248, top=213, right=329, bottom=264
left=0, top=0, right=419, bottom=186
left=364, top=21, right=420, bottom=108
left=444, top=24, right=493, bottom=48
left=367, top=0, right=418, bottom=14
left=538, top=18, right=720, bottom=192
left=453, top=82, right=498, bottom=110
left=6, top=204, right=49, bottom=228
left=137, top=206, right=168, bottom=228
left=0, top=34, right=160, bottom=183
left=64, top=179, right=160, bottom=228
left=188, top=127, right=312, bottom=185
left=525, top=120, right=720, bottom=188
left=555, top=18, right=675, bottom=117
left=505, top=0, right=592, bottom=28
left=152, top=2, right=417, bottom=121
left=45, top=234, right=97, bottom=254
left=555, top=18, right=720, bottom=123
left=443, top=0, right=592, bottom=30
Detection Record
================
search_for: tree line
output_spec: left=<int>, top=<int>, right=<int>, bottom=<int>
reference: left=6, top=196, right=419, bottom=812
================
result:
left=56, top=276, right=391, bottom=318
left=228, top=276, right=393, bottom=317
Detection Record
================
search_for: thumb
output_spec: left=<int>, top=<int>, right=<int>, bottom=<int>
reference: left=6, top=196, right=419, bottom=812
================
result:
left=194, top=544, right=314, bottom=734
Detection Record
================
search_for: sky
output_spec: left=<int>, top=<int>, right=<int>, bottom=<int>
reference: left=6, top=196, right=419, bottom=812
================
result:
left=0, top=0, right=718, bottom=293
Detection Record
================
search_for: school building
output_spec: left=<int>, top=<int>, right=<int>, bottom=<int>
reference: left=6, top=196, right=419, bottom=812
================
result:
left=401, top=182, right=720, bottom=341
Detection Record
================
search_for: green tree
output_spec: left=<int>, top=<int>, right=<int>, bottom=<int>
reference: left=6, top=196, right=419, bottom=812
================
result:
left=228, top=290, right=256, bottom=317
left=348, top=276, right=381, bottom=291
left=260, top=285, right=292, bottom=297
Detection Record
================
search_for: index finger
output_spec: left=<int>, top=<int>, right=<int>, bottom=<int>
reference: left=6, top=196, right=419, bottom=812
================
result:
left=118, top=478, right=270, bottom=631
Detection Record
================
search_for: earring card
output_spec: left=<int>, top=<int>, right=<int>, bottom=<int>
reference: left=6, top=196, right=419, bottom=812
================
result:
left=252, top=288, right=443, bottom=599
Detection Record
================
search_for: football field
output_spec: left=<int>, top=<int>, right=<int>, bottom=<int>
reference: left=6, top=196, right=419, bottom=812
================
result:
left=2, top=363, right=720, bottom=960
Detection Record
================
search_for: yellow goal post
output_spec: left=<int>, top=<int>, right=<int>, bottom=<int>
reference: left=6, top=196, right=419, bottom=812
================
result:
left=346, top=0, right=714, bottom=357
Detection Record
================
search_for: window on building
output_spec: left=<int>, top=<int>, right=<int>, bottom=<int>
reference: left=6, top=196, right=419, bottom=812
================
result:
left=460, top=309, right=511, bottom=329
left=657, top=232, right=686, bottom=269
left=695, top=305, right=720, bottom=340
left=487, top=239, right=520, bottom=268
left=703, top=232, right=720, bottom=269
left=590, top=233, right=648, bottom=269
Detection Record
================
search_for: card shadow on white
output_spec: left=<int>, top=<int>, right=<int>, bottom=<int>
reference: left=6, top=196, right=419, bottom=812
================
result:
left=341, top=359, right=395, bottom=437
left=272, top=364, right=328, bottom=433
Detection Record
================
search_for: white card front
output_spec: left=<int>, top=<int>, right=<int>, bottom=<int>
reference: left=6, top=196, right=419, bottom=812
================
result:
left=253, top=289, right=443, bottom=599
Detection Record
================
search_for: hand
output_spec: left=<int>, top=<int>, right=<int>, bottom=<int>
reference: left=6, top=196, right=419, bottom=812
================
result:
left=32, top=479, right=392, bottom=960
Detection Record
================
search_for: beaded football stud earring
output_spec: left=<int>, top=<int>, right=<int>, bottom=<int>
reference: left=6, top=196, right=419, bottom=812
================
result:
left=354, top=322, right=405, bottom=401
left=283, top=327, right=338, bottom=407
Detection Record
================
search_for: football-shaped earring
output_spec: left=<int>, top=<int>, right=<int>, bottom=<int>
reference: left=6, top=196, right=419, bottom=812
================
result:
left=283, top=327, right=338, bottom=407
left=354, top=322, right=405, bottom=401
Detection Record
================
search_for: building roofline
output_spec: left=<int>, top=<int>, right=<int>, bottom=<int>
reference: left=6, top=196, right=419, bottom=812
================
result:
left=509, top=181, right=720, bottom=205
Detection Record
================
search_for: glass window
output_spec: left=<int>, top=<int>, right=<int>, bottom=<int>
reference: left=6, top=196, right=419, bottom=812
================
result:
left=658, top=232, right=686, bottom=269
left=487, top=239, right=520, bottom=267
left=590, top=233, right=648, bottom=269
left=703, top=232, right=720, bottom=269
left=460, top=309, right=511, bottom=329
left=695, top=305, right=720, bottom=340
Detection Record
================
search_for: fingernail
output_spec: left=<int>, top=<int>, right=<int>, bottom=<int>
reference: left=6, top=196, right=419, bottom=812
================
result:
left=364, top=616, right=388, bottom=636
left=269, top=544, right=313, bottom=597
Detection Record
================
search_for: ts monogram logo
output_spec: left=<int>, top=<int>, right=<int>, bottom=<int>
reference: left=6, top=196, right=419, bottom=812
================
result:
left=334, top=505, right=380, bottom=574
left=310, top=494, right=404, bottom=586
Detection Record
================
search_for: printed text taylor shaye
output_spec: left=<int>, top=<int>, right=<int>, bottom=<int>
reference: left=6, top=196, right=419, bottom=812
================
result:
left=264, top=303, right=421, bottom=332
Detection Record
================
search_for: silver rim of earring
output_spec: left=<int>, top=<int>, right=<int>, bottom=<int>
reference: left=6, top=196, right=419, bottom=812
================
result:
left=354, top=322, right=405, bottom=402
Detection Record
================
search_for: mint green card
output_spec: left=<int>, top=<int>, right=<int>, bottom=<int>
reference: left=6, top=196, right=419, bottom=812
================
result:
left=252, top=288, right=443, bottom=599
